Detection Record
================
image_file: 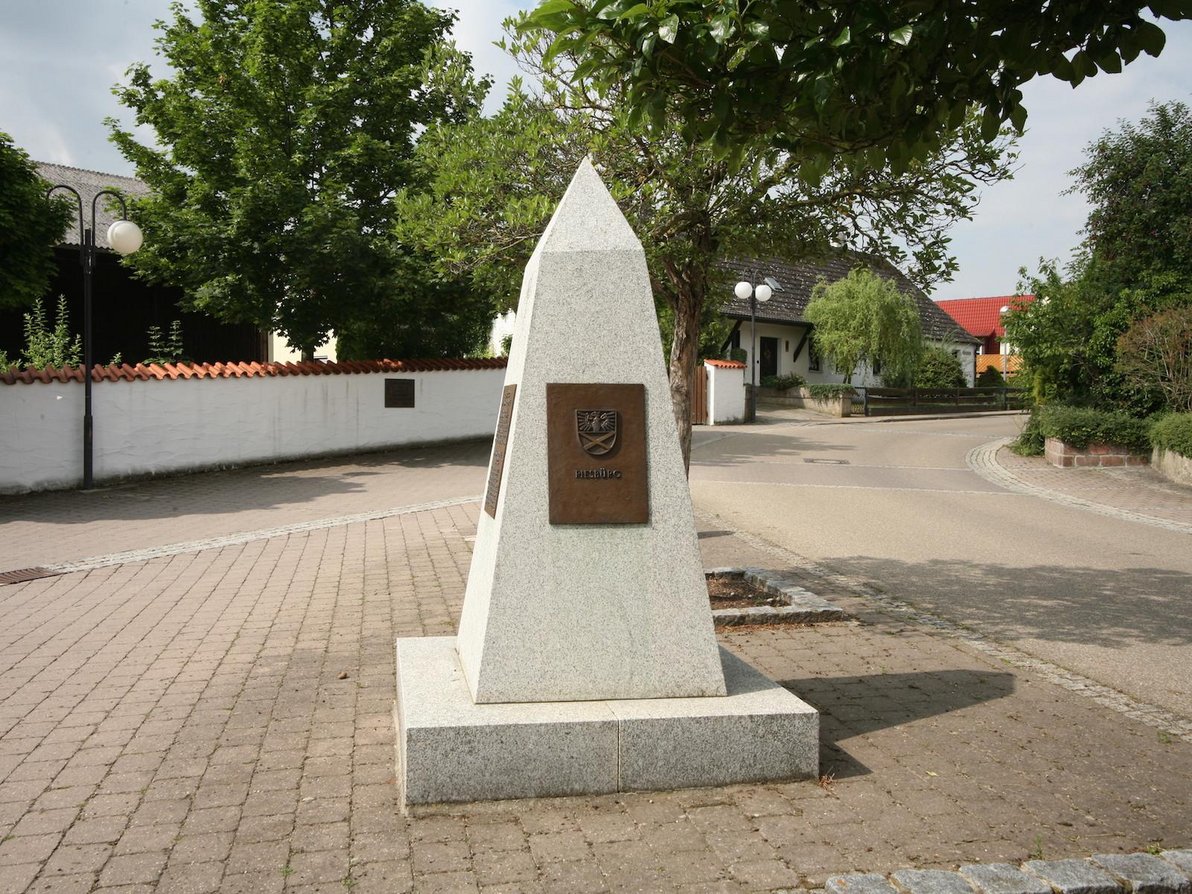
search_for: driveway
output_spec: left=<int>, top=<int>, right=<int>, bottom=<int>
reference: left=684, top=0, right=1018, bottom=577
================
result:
left=690, top=413, right=1192, bottom=720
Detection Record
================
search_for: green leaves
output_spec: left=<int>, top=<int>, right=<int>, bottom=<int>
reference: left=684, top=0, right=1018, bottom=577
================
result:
left=0, top=133, right=72, bottom=310
left=109, top=0, right=489, bottom=357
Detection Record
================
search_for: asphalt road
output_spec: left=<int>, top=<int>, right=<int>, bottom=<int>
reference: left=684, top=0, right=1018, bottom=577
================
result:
left=690, top=412, right=1192, bottom=720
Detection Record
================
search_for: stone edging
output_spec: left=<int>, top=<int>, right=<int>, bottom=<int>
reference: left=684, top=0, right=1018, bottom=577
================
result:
left=967, top=438, right=1192, bottom=535
left=820, top=848, right=1192, bottom=894
left=707, top=567, right=847, bottom=626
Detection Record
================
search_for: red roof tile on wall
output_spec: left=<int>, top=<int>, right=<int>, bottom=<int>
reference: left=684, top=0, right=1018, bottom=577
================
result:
left=935, top=295, right=1034, bottom=338
left=0, top=357, right=509, bottom=386
left=705, top=359, right=746, bottom=369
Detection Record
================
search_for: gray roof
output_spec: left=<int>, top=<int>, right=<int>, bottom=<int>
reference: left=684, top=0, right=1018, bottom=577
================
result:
left=35, top=162, right=149, bottom=250
left=721, top=252, right=979, bottom=345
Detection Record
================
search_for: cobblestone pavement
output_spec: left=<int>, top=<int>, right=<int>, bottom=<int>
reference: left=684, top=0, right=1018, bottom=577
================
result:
left=971, top=440, right=1192, bottom=534
left=1, top=485, right=1190, bottom=892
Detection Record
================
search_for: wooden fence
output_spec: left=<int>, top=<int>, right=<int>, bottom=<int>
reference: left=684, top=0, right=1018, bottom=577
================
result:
left=858, top=387, right=1027, bottom=417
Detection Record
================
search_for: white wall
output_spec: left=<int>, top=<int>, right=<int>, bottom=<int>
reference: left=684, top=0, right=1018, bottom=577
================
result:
left=705, top=361, right=746, bottom=424
left=0, top=368, right=505, bottom=493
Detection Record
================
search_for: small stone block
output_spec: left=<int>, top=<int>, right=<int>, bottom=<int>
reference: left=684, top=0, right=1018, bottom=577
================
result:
left=1092, top=854, right=1192, bottom=894
left=893, top=869, right=976, bottom=894
left=960, top=863, right=1051, bottom=894
left=1161, top=853, right=1192, bottom=878
left=1023, top=859, right=1121, bottom=894
left=828, top=873, right=901, bottom=894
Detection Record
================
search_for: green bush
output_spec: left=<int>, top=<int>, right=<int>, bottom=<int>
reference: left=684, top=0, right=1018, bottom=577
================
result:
left=808, top=383, right=855, bottom=400
left=1011, top=412, right=1046, bottom=455
left=760, top=373, right=805, bottom=390
left=1034, top=404, right=1151, bottom=454
left=914, top=346, right=966, bottom=388
left=976, top=366, right=1005, bottom=387
left=1151, top=413, right=1192, bottom=458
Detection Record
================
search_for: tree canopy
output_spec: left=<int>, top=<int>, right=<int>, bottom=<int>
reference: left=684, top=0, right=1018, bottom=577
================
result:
left=523, top=0, right=1190, bottom=168
left=109, top=0, right=491, bottom=358
left=1005, top=101, right=1192, bottom=411
left=0, top=133, right=70, bottom=310
left=804, top=267, right=922, bottom=385
left=397, top=21, right=1013, bottom=466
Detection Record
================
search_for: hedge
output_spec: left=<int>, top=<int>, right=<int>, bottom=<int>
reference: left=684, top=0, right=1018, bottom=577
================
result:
left=808, top=383, right=855, bottom=400
left=1033, top=404, right=1152, bottom=454
left=1151, top=413, right=1192, bottom=458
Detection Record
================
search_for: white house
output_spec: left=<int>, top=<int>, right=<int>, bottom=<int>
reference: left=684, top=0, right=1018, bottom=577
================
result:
left=720, top=253, right=980, bottom=387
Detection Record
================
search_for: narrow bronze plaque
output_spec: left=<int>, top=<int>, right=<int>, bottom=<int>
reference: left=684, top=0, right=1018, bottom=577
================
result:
left=546, top=383, right=648, bottom=525
left=384, top=378, right=415, bottom=408
left=483, top=384, right=517, bottom=518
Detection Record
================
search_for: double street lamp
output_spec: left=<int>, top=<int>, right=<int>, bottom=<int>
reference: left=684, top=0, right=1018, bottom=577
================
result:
left=45, top=185, right=143, bottom=489
left=734, top=278, right=773, bottom=394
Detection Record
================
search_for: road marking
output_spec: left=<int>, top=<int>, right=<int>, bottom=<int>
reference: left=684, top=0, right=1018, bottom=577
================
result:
left=692, top=479, right=1014, bottom=497
left=42, top=495, right=482, bottom=575
left=968, top=439, right=1192, bottom=535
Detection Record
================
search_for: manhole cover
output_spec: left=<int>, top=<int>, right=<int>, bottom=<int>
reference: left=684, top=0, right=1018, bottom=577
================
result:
left=0, top=567, right=62, bottom=585
left=803, top=458, right=849, bottom=465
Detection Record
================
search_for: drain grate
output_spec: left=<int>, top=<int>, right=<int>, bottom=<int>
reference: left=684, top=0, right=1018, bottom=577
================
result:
left=803, top=458, right=849, bottom=465
left=0, top=567, right=62, bottom=585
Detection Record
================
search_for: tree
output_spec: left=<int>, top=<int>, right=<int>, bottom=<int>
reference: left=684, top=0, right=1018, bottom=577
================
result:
left=0, top=132, right=71, bottom=309
left=397, top=26, right=1013, bottom=467
left=1115, top=305, right=1192, bottom=412
left=523, top=1, right=1188, bottom=166
left=109, top=0, right=490, bottom=358
left=1005, top=102, right=1192, bottom=411
left=803, top=267, right=922, bottom=385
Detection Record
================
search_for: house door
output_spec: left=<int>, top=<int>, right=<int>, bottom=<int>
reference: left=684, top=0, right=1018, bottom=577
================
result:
left=759, top=337, right=779, bottom=379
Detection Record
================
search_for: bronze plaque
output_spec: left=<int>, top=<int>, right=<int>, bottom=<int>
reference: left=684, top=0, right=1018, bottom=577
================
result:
left=384, top=378, right=415, bottom=408
left=546, top=383, right=649, bottom=525
left=483, top=384, right=517, bottom=518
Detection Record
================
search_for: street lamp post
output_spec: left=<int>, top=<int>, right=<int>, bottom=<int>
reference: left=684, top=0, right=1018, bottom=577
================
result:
left=45, top=185, right=143, bottom=489
left=734, top=277, right=773, bottom=394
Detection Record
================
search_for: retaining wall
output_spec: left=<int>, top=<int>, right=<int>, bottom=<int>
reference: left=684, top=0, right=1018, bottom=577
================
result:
left=1045, top=437, right=1150, bottom=469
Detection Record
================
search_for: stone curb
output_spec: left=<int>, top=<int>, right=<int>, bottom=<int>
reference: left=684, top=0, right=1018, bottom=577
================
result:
left=822, top=850, right=1192, bottom=894
left=707, top=566, right=848, bottom=626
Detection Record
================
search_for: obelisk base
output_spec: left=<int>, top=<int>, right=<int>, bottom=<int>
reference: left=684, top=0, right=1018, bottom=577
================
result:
left=394, top=637, right=818, bottom=809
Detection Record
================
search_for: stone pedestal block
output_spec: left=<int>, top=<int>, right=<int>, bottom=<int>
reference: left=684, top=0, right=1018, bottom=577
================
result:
left=394, top=637, right=818, bottom=807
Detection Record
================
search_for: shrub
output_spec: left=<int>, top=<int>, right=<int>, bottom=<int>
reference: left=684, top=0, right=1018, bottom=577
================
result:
left=977, top=366, right=1005, bottom=387
left=1034, top=404, right=1151, bottom=454
left=808, top=383, right=855, bottom=400
left=760, top=373, right=805, bottom=390
left=1115, top=305, right=1192, bottom=413
left=1151, top=413, right=1192, bottom=458
left=914, top=346, right=966, bottom=388
left=1012, top=411, right=1045, bottom=455
left=22, top=294, right=80, bottom=370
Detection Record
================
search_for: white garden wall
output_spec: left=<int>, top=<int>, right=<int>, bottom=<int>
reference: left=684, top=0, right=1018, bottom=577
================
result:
left=705, top=360, right=746, bottom=424
left=0, top=362, right=506, bottom=493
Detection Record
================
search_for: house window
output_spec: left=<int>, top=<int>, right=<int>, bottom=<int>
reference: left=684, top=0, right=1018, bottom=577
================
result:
left=872, top=357, right=882, bottom=375
left=808, top=339, right=821, bottom=372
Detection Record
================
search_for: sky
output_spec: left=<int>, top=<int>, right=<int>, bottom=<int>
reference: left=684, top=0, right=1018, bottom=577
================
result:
left=2, top=1, right=1190, bottom=302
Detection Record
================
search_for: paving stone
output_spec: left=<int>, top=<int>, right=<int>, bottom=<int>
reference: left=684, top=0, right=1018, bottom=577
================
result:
left=827, top=873, right=902, bottom=894
left=960, top=863, right=1053, bottom=894
left=1092, top=853, right=1192, bottom=894
left=1023, top=859, right=1123, bottom=894
left=893, top=869, right=977, bottom=894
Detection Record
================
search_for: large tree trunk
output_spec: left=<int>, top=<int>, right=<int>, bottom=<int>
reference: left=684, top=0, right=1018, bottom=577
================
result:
left=667, top=284, right=703, bottom=474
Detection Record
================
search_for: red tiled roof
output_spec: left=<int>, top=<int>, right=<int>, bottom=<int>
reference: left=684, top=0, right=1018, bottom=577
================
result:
left=935, top=296, right=1034, bottom=339
left=705, top=359, right=745, bottom=368
left=1, top=358, right=508, bottom=385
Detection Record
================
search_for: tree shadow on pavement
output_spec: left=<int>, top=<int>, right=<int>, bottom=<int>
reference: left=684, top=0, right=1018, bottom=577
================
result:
left=0, top=438, right=492, bottom=526
left=781, top=669, right=1016, bottom=780
left=830, top=555, right=1192, bottom=648
left=691, top=429, right=855, bottom=467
